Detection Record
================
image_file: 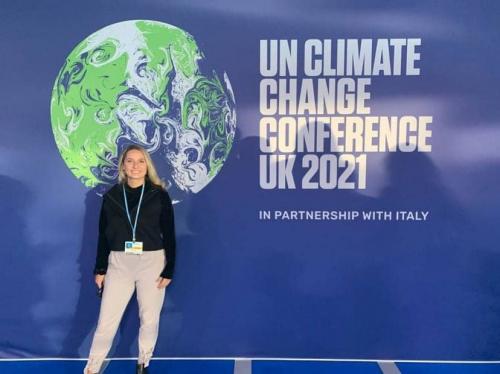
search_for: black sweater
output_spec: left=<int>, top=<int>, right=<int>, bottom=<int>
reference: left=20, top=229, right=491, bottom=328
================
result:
left=94, top=180, right=176, bottom=279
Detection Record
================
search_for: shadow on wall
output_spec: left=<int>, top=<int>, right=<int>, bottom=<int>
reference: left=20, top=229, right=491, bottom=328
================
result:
left=157, top=130, right=250, bottom=356
left=372, top=150, right=479, bottom=359
left=59, top=189, right=101, bottom=356
left=0, top=175, right=46, bottom=356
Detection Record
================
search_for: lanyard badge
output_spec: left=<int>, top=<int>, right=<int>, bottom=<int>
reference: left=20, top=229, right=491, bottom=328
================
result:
left=123, top=183, right=144, bottom=255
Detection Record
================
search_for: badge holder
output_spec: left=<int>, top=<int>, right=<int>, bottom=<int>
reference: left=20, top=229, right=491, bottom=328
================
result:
left=125, top=241, right=143, bottom=255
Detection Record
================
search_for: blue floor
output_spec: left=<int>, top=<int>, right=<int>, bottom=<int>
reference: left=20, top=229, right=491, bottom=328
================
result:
left=397, top=363, right=500, bottom=373
left=0, top=360, right=235, bottom=374
left=1, top=360, right=500, bottom=373
left=252, top=361, right=382, bottom=373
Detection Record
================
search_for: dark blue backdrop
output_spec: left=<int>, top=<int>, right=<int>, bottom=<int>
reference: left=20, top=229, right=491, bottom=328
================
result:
left=1, top=0, right=500, bottom=361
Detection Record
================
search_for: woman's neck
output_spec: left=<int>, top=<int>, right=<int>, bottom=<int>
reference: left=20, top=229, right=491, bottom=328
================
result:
left=126, top=178, right=145, bottom=188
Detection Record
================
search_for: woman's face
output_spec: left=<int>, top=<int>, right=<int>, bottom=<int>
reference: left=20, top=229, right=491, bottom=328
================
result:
left=122, top=149, right=148, bottom=182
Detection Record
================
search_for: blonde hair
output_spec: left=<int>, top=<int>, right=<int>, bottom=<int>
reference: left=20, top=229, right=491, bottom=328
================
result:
left=117, top=145, right=166, bottom=188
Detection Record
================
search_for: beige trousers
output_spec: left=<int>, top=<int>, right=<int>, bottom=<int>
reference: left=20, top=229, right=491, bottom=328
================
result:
left=84, top=250, right=166, bottom=373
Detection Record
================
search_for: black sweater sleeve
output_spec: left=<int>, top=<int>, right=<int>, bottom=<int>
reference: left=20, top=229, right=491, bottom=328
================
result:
left=159, top=191, right=176, bottom=279
left=94, top=196, right=110, bottom=275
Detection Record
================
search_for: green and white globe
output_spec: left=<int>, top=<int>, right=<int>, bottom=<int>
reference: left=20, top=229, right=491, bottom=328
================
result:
left=50, top=20, right=236, bottom=202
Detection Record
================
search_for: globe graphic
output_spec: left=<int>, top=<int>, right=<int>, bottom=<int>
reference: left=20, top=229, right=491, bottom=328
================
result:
left=50, top=20, right=236, bottom=202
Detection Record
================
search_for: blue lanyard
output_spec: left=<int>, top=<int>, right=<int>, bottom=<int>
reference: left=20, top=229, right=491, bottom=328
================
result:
left=122, top=183, right=145, bottom=242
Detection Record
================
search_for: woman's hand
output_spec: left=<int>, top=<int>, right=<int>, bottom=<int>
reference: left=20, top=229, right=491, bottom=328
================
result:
left=95, top=274, right=105, bottom=290
left=157, top=277, right=171, bottom=289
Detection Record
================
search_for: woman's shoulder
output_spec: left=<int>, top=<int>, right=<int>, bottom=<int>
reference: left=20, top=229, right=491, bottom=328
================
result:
left=102, top=183, right=121, bottom=198
left=148, top=180, right=167, bottom=193
left=148, top=182, right=173, bottom=203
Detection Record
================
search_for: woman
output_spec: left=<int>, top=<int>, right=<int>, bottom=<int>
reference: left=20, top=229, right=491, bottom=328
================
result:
left=84, top=145, right=176, bottom=374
